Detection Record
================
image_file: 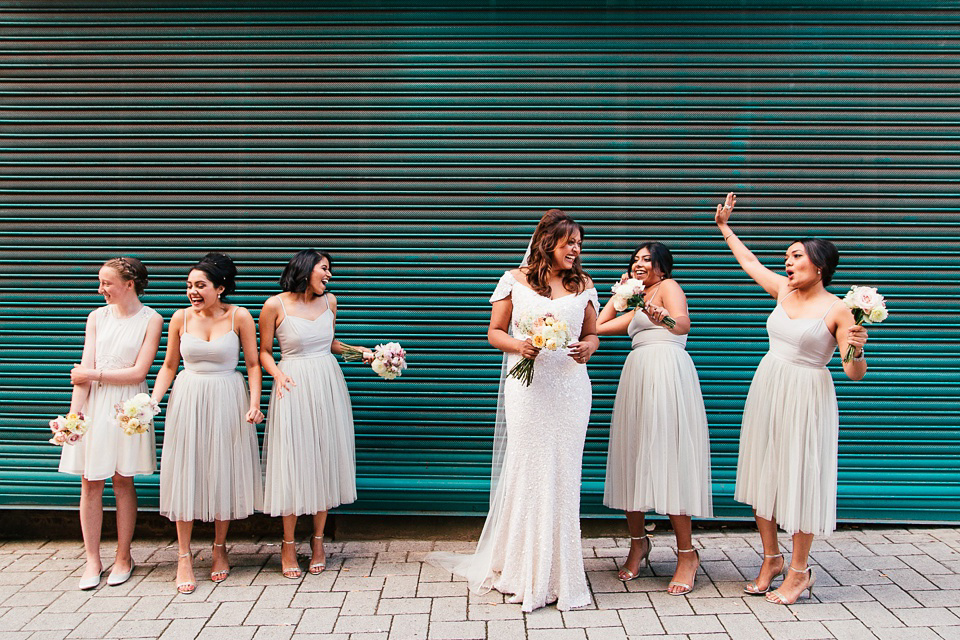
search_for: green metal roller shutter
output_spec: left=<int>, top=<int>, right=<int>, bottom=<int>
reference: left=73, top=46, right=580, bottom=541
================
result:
left=1, top=1, right=958, bottom=523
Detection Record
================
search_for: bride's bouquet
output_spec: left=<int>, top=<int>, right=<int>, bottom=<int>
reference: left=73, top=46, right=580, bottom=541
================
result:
left=342, top=342, right=408, bottom=380
left=48, top=412, right=89, bottom=446
left=610, top=277, right=676, bottom=328
left=842, top=285, right=888, bottom=363
left=509, top=312, right=573, bottom=386
left=113, top=393, right=160, bottom=436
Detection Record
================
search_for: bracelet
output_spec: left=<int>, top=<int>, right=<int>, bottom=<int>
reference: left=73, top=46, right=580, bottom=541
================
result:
left=97, top=369, right=103, bottom=383
left=853, top=349, right=865, bottom=362
left=723, top=234, right=734, bottom=241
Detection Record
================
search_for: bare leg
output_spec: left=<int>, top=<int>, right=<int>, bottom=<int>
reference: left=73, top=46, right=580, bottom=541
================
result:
left=110, top=473, right=137, bottom=575
left=79, top=478, right=106, bottom=581
left=667, top=514, right=699, bottom=594
left=175, top=520, right=196, bottom=592
left=280, top=515, right=301, bottom=578
left=767, top=531, right=816, bottom=603
left=310, top=511, right=328, bottom=573
left=745, top=512, right=785, bottom=594
left=618, top=511, right=651, bottom=581
left=211, top=520, right=230, bottom=581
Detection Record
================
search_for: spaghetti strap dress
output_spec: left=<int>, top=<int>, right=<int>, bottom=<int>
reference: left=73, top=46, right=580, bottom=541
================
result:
left=159, top=308, right=263, bottom=522
left=60, top=305, right=159, bottom=481
left=604, top=311, right=713, bottom=517
left=262, top=295, right=357, bottom=516
left=735, top=291, right=842, bottom=536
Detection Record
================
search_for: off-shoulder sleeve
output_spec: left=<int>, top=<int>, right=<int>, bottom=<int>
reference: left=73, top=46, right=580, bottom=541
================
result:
left=490, top=271, right=516, bottom=303
left=584, top=288, right=600, bottom=314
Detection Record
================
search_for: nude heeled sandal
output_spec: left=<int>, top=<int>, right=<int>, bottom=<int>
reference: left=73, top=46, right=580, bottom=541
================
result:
left=744, top=552, right=787, bottom=595
left=618, top=535, right=652, bottom=582
left=667, top=548, right=699, bottom=596
left=766, top=565, right=817, bottom=604
left=210, top=542, right=229, bottom=583
left=280, top=539, right=302, bottom=579
left=176, top=552, right=196, bottom=594
left=309, top=535, right=326, bottom=575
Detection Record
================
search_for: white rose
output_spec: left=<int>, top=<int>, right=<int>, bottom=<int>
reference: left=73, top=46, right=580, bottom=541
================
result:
left=613, top=295, right=627, bottom=312
left=372, top=359, right=387, bottom=375
left=852, top=286, right=882, bottom=311
left=545, top=338, right=557, bottom=350
left=868, top=306, right=888, bottom=323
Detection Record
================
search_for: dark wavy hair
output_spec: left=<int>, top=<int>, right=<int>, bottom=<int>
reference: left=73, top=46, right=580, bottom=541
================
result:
left=629, top=241, right=673, bottom=279
left=191, top=252, right=238, bottom=300
left=523, top=209, right=589, bottom=297
left=102, top=256, right=149, bottom=297
left=278, top=249, right=333, bottom=293
left=792, top=238, right=839, bottom=287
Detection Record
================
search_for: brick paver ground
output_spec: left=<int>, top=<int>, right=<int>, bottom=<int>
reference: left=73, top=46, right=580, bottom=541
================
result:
left=0, top=526, right=957, bottom=639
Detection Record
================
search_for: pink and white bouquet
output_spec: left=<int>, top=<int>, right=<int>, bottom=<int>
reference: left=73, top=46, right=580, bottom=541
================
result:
left=371, top=342, right=408, bottom=380
left=342, top=342, right=408, bottom=380
left=610, top=277, right=676, bottom=328
left=842, top=285, right=888, bottom=363
left=113, top=393, right=160, bottom=436
left=48, top=412, right=89, bottom=446
left=509, top=311, right=573, bottom=386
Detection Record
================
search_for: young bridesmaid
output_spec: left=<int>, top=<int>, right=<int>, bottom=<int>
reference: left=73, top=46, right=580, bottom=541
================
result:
left=597, top=242, right=713, bottom=595
left=716, top=192, right=869, bottom=605
left=259, top=249, right=372, bottom=578
left=152, top=253, right=264, bottom=594
left=60, top=257, right=163, bottom=590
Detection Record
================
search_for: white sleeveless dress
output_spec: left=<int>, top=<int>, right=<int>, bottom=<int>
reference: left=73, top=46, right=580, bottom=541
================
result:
left=735, top=292, right=842, bottom=536
left=159, top=309, right=263, bottom=522
left=604, top=311, right=713, bottom=517
left=60, top=305, right=159, bottom=481
left=262, top=296, right=357, bottom=516
left=429, top=272, right=599, bottom=613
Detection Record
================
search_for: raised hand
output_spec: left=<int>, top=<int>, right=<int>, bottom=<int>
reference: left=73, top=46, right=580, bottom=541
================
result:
left=715, top=192, right=737, bottom=225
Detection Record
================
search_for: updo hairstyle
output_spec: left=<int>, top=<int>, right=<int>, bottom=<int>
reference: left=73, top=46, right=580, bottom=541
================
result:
left=278, top=249, right=333, bottom=294
left=629, top=241, right=674, bottom=279
left=793, top=238, right=839, bottom=287
left=102, top=257, right=149, bottom=297
left=191, top=252, right=238, bottom=300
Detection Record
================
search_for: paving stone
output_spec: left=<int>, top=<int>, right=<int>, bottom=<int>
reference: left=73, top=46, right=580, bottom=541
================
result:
left=426, top=621, right=486, bottom=639
left=64, top=611, right=125, bottom=638
left=192, top=627, right=256, bottom=640
left=381, top=575, right=419, bottom=599
left=340, top=591, right=381, bottom=616
left=912, top=590, right=960, bottom=607
left=466, top=603, right=523, bottom=620
left=718, top=612, right=774, bottom=640
left=294, top=608, right=339, bottom=635
left=764, top=620, right=834, bottom=639
left=561, top=609, right=622, bottom=627
left=329, top=576, right=385, bottom=592
left=585, top=571, right=627, bottom=594
left=618, top=608, right=665, bottom=635
left=22, top=614, right=88, bottom=632
left=527, top=630, right=587, bottom=640
left=791, top=603, right=856, bottom=621
left=524, top=606, right=563, bottom=628
left=743, top=596, right=796, bottom=622
left=158, top=602, right=219, bottom=619
left=158, top=618, right=205, bottom=640
left=689, top=597, right=750, bottom=615
left=416, top=582, right=468, bottom=598
left=932, top=626, right=960, bottom=640
left=872, top=628, right=943, bottom=640
left=898, top=554, right=954, bottom=576
left=205, top=586, right=264, bottom=602
left=333, top=614, right=392, bottom=634
left=105, top=619, right=170, bottom=638
left=811, top=586, right=875, bottom=603
left=648, top=591, right=695, bottom=617
left=388, top=613, right=428, bottom=640
left=386, top=540, right=434, bottom=553
left=377, top=598, right=431, bottom=615
left=346, top=634, right=387, bottom=640
left=828, top=570, right=893, bottom=587
left=486, top=620, right=525, bottom=640
left=428, top=597, right=467, bottom=622
left=893, top=607, right=960, bottom=627
left=207, top=601, right=255, bottom=626
left=593, top=592, right=651, bottom=609
left=881, top=569, right=940, bottom=591
left=864, top=585, right=923, bottom=608
left=584, top=628, right=629, bottom=640
left=844, top=601, right=906, bottom=629
left=700, top=560, right=744, bottom=582
left=822, top=619, right=880, bottom=640
left=243, top=608, right=302, bottom=627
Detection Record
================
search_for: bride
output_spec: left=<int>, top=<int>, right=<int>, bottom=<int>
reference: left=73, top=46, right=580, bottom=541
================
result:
left=428, top=209, right=600, bottom=612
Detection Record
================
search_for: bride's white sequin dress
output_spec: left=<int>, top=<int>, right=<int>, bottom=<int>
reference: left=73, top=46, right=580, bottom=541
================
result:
left=430, top=271, right=599, bottom=612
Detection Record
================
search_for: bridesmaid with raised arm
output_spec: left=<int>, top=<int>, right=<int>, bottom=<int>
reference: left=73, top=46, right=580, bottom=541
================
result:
left=152, top=253, right=264, bottom=594
left=715, top=192, right=869, bottom=605
left=259, top=249, right=373, bottom=579
left=597, top=241, right=713, bottom=595
left=60, top=257, right=163, bottom=590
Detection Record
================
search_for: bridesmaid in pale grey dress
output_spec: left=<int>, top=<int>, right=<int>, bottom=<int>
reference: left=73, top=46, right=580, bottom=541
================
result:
left=152, top=253, right=263, bottom=594
left=716, top=192, right=869, bottom=605
left=259, top=250, right=373, bottom=579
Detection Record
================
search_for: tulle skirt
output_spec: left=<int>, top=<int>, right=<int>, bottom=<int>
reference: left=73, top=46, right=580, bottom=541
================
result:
left=262, top=353, right=357, bottom=517
left=604, top=343, right=713, bottom=517
left=735, top=353, right=839, bottom=537
left=159, top=370, right=263, bottom=522
left=59, top=381, right=156, bottom=481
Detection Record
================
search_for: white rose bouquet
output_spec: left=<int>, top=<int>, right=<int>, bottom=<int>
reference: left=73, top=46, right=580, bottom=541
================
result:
left=610, top=277, right=676, bottom=328
left=342, top=342, right=408, bottom=380
left=48, top=412, right=89, bottom=446
left=509, top=311, right=573, bottom=386
left=842, top=285, right=888, bottom=363
left=113, top=392, right=160, bottom=436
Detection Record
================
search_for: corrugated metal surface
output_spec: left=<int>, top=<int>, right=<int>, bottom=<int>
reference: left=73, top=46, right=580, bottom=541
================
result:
left=1, top=1, right=958, bottom=522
